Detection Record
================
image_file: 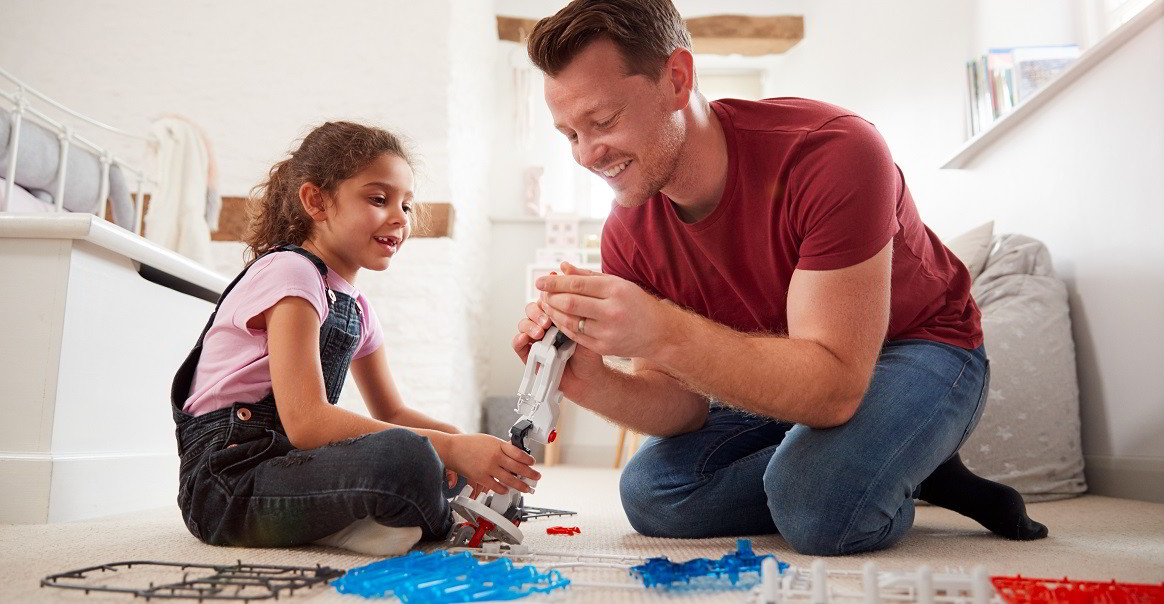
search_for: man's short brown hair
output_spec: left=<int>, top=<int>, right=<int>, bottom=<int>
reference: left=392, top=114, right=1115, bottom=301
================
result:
left=527, top=0, right=692, bottom=79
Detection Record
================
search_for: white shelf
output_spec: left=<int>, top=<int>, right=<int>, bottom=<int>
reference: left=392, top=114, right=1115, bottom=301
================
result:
left=942, top=0, right=1163, bottom=169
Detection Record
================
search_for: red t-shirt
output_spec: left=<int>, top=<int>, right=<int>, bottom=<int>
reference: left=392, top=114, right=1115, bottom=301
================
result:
left=601, top=97, right=982, bottom=349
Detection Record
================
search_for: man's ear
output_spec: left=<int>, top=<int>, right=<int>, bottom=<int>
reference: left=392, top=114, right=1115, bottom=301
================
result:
left=298, top=183, right=327, bottom=222
left=663, top=47, right=695, bottom=111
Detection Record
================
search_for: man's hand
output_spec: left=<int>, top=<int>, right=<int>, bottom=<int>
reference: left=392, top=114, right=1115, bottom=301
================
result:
left=512, top=275, right=608, bottom=403
left=532, top=262, right=674, bottom=360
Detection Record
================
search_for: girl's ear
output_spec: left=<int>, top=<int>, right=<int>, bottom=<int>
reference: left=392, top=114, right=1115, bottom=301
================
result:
left=298, top=183, right=328, bottom=222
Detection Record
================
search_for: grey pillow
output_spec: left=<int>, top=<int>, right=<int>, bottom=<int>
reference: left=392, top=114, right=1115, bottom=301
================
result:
left=961, top=234, right=1088, bottom=501
left=945, top=221, right=994, bottom=281
left=0, top=109, right=135, bottom=229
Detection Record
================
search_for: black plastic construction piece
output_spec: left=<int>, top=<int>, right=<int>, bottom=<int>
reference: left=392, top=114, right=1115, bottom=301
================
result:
left=552, top=330, right=572, bottom=348
left=517, top=505, right=578, bottom=522
left=40, top=560, right=345, bottom=601
left=510, top=418, right=534, bottom=453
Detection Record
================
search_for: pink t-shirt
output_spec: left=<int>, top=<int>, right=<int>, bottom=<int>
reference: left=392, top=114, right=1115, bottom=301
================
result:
left=183, top=252, right=383, bottom=416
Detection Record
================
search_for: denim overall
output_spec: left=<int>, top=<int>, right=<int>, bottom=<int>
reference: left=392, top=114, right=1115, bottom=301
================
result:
left=170, top=244, right=452, bottom=547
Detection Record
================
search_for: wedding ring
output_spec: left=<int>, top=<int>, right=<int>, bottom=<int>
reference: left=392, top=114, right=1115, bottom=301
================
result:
left=578, top=318, right=586, bottom=335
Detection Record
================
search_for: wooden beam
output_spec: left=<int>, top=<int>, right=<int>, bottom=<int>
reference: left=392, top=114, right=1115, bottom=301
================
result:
left=497, top=16, right=540, bottom=44
left=498, top=14, right=803, bottom=56
left=118, top=196, right=454, bottom=240
left=686, top=15, right=803, bottom=56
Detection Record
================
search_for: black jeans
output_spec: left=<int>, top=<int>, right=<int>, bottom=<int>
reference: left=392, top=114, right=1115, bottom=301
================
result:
left=170, top=245, right=453, bottom=547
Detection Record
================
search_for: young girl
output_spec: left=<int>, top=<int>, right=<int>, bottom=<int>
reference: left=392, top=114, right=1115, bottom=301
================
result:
left=170, top=121, right=538, bottom=556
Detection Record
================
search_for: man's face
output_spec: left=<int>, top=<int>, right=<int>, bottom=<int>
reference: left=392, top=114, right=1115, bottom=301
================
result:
left=544, top=38, right=685, bottom=209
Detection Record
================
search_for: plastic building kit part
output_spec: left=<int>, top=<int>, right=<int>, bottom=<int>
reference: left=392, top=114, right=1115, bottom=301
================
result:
left=516, top=505, right=576, bottom=522
left=631, top=539, right=788, bottom=591
left=451, top=325, right=577, bottom=548
left=450, top=496, right=523, bottom=546
left=40, top=560, right=344, bottom=601
left=753, top=561, right=998, bottom=604
left=333, top=550, right=570, bottom=602
left=546, top=526, right=581, bottom=535
left=991, top=575, right=1164, bottom=603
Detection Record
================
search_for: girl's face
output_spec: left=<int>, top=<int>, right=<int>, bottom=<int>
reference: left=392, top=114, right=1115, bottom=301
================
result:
left=304, top=153, right=415, bottom=281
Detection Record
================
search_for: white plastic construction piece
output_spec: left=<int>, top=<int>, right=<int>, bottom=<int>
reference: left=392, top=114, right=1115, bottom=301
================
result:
left=514, top=326, right=576, bottom=445
left=457, top=324, right=576, bottom=547
left=482, top=542, right=502, bottom=555
left=450, top=495, right=523, bottom=544
left=487, top=491, right=512, bottom=515
left=917, top=565, right=934, bottom=604
left=971, top=566, right=990, bottom=604
left=811, top=560, right=828, bottom=604
left=761, top=557, right=781, bottom=603
left=863, top=562, right=879, bottom=604
left=750, top=561, right=1001, bottom=604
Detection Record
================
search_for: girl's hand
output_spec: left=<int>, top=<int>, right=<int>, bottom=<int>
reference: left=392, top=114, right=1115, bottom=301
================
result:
left=444, top=434, right=540, bottom=495
left=445, top=469, right=458, bottom=489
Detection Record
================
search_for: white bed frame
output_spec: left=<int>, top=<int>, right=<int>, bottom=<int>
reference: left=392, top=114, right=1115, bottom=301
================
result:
left=0, top=68, right=228, bottom=524
left=0, top=66, right=150, bottom=232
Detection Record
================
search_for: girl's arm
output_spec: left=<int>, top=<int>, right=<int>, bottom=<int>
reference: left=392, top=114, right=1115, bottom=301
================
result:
left=350, top=347, right=459, bottom=434
left=265, top=296, right=539, bottom=493
left=264, top=297, right=446, bottom=451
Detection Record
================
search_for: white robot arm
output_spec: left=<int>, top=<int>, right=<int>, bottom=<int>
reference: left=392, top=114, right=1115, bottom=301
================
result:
left=510, top=326, right=577, bottom=451
left=449, top=326, right=576, bottom=546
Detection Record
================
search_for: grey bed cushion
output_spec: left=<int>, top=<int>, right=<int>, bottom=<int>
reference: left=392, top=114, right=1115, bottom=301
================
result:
left=960, top=234, right=1088, bottom=501
left=0, top=109, right=135, bottom=229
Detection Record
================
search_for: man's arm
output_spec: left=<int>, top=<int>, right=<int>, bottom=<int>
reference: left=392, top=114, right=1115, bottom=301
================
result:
left=534, top=241, right=891, bottom=428
left=652, top=242, right=891, bottom=427
left=577, top=356, right=709, bottom=436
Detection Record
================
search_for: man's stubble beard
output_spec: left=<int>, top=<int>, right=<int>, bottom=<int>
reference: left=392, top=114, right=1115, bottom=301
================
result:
left=612, top=112, right=686, bottom=209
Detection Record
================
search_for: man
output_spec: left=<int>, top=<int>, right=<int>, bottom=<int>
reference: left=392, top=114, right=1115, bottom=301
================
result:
left=511, top=0, right=1046, bottom=555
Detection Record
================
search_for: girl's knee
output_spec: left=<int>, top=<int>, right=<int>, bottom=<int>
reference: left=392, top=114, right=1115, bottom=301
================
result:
left=344, top=430, right=444, bottom=487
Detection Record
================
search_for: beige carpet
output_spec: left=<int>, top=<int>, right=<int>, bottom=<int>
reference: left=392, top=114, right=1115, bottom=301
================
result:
left=3, top=466, right=1162, bottom=602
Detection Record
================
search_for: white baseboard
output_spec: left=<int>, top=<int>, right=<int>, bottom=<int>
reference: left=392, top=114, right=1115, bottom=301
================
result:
left=1084, top=454, right=1164, bottom=503
left=0, top=452, right=178, bottom=524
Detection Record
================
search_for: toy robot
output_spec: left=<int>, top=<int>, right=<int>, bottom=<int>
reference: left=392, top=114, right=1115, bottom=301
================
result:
left=449, top=327, right=576, bottom=547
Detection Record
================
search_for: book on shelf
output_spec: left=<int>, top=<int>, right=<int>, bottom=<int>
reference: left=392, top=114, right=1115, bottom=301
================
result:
left=963, top=44, right=1079, bottom=138
left=1013, top=45, right=1081, bottom=101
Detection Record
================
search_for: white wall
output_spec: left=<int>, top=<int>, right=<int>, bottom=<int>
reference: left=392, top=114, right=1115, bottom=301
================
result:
left=0, top=0, right=496, bottom=431
left=941, top=14, right=1164, bottom=500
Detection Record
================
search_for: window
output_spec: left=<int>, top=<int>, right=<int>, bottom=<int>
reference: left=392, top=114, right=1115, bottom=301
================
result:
left=1106, top=0, right=1155, bottom=29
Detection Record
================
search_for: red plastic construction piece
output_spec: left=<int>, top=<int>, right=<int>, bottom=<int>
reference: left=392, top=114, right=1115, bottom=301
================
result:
left=546, top=526, right=581, bottom=536
left=991, top=574, right=1164, bottom=603
left=466, top=518, right=496, bottom=548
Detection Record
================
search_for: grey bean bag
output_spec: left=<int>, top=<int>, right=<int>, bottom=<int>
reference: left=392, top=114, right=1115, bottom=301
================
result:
left=959, top=233, right=1088, bottom=501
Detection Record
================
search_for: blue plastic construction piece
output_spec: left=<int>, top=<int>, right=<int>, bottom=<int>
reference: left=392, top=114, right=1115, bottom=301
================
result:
left=629, top=539, right=788, bottom=591
left=332, top=550, right=570, bottom=602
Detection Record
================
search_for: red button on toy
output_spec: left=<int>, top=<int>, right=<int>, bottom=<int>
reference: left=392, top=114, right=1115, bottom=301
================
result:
left=548, top=430, right=557, bottom=443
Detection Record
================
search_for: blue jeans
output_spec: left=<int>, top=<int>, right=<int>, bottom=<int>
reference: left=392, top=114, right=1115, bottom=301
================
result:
left=619, top=339, right=989, bottom=556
